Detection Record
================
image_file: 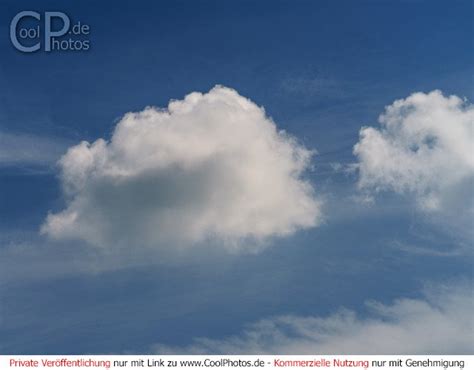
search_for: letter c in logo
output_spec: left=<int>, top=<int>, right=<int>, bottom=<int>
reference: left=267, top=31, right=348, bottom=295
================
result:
left=10, top=11, right=41, bottom=52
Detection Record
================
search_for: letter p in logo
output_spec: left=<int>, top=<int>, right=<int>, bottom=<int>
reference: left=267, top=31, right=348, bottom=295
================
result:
left=44, top=12, right=70, bottom=52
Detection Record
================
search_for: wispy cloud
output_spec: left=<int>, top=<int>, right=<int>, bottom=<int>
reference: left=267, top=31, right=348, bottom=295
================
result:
left=0, top=131, right=69, bottom=168
left=151, top=284, right=473, bottom=355
left=390, top=240, right=471, bottom=257
left=280, top=76, right=344, bottom=99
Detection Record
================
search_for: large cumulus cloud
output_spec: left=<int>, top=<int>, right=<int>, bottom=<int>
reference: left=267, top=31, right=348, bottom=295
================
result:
left=41, top=86, right=321, bottom=251
left=354, top=90, right=474, bottom=212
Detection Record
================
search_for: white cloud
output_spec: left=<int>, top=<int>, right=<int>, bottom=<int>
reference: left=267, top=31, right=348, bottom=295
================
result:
left=354, top=90, right=474, bottom=212
left=41, top=86, right=321, bottom=252
left=152, top=284, right=473, bottom=354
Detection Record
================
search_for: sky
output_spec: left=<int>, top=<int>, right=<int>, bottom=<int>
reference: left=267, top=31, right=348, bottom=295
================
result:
left=0, top=0, right=473, bottom=355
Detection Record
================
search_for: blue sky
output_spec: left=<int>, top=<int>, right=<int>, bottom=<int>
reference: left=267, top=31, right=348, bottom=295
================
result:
left=0, top=0, right=473, bottom=354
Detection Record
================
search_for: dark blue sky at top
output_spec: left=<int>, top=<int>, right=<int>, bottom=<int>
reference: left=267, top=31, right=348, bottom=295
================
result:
left=0, top=0, right=472, bottom=354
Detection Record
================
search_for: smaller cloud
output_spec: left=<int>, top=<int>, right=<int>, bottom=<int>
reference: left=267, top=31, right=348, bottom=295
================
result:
left=0, top=131, right=68, bottom=168
left=151, top=284, right=473, bottom=355
left=353, top=90, right=474, bottom=213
